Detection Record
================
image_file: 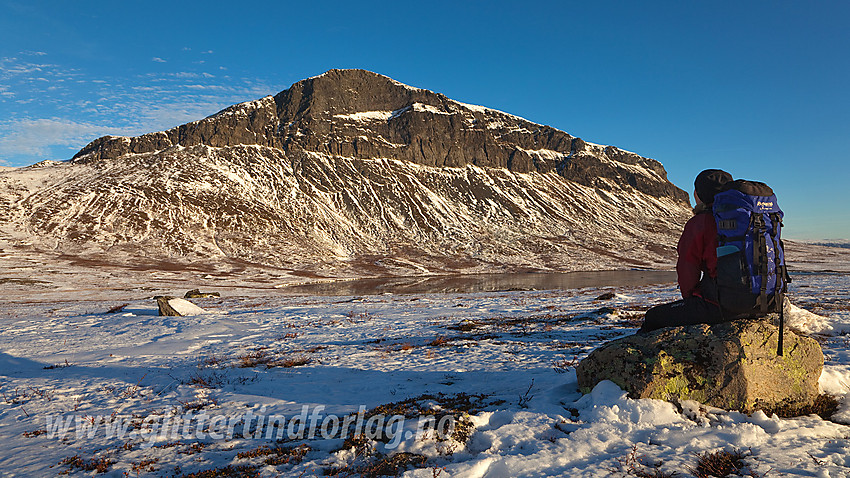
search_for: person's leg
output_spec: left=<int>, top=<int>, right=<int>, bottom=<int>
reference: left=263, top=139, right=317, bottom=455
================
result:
left=639, top=297, right=723, bottom=333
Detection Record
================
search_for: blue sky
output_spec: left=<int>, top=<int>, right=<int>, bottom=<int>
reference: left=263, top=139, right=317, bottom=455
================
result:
left=1, top=1, right=848, bottom=240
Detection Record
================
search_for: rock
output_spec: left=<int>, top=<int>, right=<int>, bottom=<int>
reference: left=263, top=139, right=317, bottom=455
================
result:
left=155, top=296, right=180, bottom=316
left=105, top=303, right=129, bottom=314
left=155, top=296, right=207, bottom=316
left=575, top=318, right=823, bottom=413
left=184, top=289, right=221, bottom=299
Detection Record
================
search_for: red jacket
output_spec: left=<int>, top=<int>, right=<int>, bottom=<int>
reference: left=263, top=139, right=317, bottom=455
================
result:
left=676, top=207, right=718, bottom=300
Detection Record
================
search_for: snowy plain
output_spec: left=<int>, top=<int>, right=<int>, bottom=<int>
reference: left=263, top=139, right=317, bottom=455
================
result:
left=0, top=270, right=849, bottom=477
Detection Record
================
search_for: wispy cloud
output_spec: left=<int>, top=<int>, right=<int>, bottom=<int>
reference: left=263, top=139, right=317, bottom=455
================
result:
left=182, top=84, right=225, bottom=90
left=0, top=54, right=285, bottom=165
left=152, top=57, right=167, bottom=63
left=0, top=57, right=60, bottom=79
left=133, top=100, right=241, bottom=131
left=0, top=118, right=135, bottom=158
left=0, top=56, right=83, bottom=104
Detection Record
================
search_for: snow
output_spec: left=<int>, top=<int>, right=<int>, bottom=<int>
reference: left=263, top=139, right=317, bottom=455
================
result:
left=583, top=141, right=640, bottom=157
left=514, top=146, right=568, bottom=161
left=0, top=145, right=699, bottom=277
left=166, top=298, right=208, bottom=316
left=330, top=103, right=458, bottom=122
left=801, top=240, right=850, bottom=249
left=209, top=96, right=275, bottom=119
left=1, top=271, right=849, bottom=477
left=787, top=299, right=848, bottom=335
left=411, top=103, right=449, bottom=115
left=455, top=101, right=489, bottom=114
left=332, top=111, right=394, bottom=122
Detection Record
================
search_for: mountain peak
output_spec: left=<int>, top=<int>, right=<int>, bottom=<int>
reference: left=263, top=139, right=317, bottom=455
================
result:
left=71, top=70, right=685, bottom=202
left=2, top=70, right=693, bottom=276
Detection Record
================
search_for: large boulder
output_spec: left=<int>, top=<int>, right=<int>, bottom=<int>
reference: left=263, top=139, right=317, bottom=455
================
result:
left=575, top=318, right=823, bottom=413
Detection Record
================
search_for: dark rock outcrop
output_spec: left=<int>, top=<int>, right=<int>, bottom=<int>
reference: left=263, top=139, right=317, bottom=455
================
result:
left=575, top=318, right=823, bottom=413
left=184, top=289, right=221, bottom=299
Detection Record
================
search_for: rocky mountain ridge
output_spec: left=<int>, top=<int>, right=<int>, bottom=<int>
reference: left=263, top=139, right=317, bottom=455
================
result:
left=0, top=69, right=692, bottom=278
left=73, top=69, right=687, bottom=202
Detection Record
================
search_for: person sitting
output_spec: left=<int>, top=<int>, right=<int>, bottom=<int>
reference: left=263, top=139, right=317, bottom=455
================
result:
left=639, top=169, right=733, bottom=333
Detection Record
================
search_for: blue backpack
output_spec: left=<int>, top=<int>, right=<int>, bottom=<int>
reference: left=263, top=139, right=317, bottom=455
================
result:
left=712, top=180, right=791, bottom=354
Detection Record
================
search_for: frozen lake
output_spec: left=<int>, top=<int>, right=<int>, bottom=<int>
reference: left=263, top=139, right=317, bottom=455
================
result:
left=273, top=270, right=679, bottom=296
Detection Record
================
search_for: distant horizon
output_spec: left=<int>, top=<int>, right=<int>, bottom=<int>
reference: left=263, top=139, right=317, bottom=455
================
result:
left=2, top=1, right=847, bottom=240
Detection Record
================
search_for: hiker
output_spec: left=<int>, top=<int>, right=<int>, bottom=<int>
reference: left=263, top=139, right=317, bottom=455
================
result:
left=639, top=169, right=733, bottom=333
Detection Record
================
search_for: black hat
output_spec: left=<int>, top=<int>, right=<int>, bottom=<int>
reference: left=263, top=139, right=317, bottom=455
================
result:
left=694, top=169, right=733, bottom=205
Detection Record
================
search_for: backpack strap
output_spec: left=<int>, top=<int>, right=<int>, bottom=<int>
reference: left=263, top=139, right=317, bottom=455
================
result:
left=753, top=214, right=769, bottom=314
left=769, top=212, right=787, bottom=355
left=780, top=238, right=791, bottom=288
left=717, top=235, right=747, bottom=244
left=769, top=213, right=784, bottom=308
left=770, top=212, right=781, bottom=237
left=778, top=289, right=785, bottom=356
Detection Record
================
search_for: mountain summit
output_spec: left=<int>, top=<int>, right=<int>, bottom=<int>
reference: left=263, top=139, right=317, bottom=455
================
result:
left=74, top=69, right=686, bottom=202
left=1, top=69, right=691, bottom=277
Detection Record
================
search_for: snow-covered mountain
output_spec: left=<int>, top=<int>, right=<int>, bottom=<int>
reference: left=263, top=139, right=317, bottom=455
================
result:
left=802, top=240, right=850, bottom=249
left=0, top=69, right=691, bottom=277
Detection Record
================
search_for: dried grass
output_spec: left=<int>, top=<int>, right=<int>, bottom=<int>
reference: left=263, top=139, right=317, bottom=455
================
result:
left=687, top=449, right=760, bottom=478
left=58, top=454, right=114, bottom=474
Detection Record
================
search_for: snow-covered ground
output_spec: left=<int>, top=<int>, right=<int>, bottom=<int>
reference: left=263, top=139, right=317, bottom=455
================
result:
left=1, top=272, right=849, bottom=477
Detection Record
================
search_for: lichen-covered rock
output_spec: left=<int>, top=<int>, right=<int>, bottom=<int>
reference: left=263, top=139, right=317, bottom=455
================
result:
left=575, top=318, right=823, bottom=413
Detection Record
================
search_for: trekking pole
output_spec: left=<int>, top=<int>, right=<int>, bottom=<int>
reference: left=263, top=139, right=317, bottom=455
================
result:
left=777, top=292, right=785, bottom=356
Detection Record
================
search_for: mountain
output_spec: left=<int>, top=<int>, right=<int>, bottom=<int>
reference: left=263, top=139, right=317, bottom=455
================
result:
left=801, top=240, right=850, bottom=249
left=0, top=69, right=691, bottom=278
